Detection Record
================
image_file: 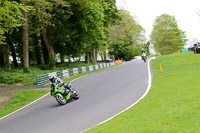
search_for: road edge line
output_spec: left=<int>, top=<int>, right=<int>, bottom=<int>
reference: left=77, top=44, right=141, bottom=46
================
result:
left=82, top=58, right=153, bottom=132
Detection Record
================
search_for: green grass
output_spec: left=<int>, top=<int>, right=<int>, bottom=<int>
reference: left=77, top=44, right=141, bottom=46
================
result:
left=86, top=52, right=200, bottom=133
left=0, top=90, right=48, bottom=118
left=0, top=62, right=102, bottom=85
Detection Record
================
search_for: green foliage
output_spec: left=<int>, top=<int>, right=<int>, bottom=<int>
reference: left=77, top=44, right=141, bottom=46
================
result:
left=0, top=0, right=121, bottom=70
left=33, top=0, right=54, bottom=26
left=108, top=10, right=145, bottom=60
left=79, top=1, right=107, bottom=51
left=38, top=64, right=49, bottom=70
left=109, top=41, right=134, bottom=61
left=102, top=0, right=121, bottom=27
left=150, top=14, right=187, bottom=55
left=109, top=9, right=145, bottom=46
left=144, top=41, right=150, bottom=55
left=63, top=0, right=120, bottom=62
left=0, top=0, right=30, bottom=44
left=87, top=52, right=200, bottom=133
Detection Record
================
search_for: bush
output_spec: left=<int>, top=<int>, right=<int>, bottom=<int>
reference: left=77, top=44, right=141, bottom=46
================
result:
left=109, top=41, right=135, bottom=61
left=38, top=64, right=49, bottom=70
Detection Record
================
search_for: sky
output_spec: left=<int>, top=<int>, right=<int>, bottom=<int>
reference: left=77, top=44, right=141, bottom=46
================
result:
left=116, top=0, right=200, bottom=48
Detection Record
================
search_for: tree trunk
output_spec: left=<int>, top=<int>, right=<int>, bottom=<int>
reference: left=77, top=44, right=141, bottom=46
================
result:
left=88, top=52, right=92, bottom=63
left=0, top=45, right=9, bottom=67
left=34, top=35, right=42, bottom=65
left=85, top=54, right=88, bottom=63
left=22, top=0, right=29, bottom=73
left=90, top=48, right=97, bottom=63
left=67, top=56, right=71, bottom=63
left=41, top=33, right=49, bottom=64
left=103, top=50, right=107, bottom=63
left=10, top=42, right=18, bottom=67
left=5, top=32, right=18, bottom=67
left=95, top=48, right=98, bottom=63
left=60, top=53, right=64, bottom=64
left=41, top=23, right=55, bottom=70
left=0, top=46, right=4, bottom=67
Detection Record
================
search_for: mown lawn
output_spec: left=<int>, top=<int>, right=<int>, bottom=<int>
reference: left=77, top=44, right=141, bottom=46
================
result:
left=86, top=52, right=200, bottom=133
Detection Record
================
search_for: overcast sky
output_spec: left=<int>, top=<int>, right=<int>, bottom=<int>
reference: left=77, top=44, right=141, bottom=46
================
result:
left=116, top=0, right=200, bottom=47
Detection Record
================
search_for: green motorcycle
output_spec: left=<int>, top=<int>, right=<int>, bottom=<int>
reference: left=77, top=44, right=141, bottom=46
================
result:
left=50, top=82, right=79, bottom=105
left=141, top=53, right=147, bottom=62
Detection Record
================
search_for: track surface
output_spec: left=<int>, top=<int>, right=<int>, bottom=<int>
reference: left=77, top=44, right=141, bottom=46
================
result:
left=0, top=59, right=149, bottom=133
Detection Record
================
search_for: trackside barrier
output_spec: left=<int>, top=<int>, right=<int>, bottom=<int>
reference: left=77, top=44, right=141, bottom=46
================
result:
left=36, top=62, right=116, bottom=86
left=36, top=74, right=49, bottom=86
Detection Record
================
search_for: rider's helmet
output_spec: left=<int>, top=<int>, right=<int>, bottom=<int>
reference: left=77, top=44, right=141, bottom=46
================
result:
left=49, top=76, right=56, bottom=83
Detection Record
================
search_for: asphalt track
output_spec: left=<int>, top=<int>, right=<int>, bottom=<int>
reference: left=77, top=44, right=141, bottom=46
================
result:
left=0, top=59, right=150, bottom=133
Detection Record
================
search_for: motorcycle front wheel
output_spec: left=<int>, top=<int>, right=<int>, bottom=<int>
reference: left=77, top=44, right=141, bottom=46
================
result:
left=56, top=95, right=67, bottom=105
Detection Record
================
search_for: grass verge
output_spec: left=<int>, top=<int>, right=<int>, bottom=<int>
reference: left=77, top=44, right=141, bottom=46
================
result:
left=86, top=52, right=200, bottom=133
left=0, top=90, right=48, bottom=118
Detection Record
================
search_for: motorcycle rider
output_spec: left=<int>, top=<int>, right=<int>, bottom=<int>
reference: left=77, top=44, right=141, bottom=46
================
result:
left=49, top=76, right=70, bottom=96
left=141, top=48, right=147, bottom=62
left=141, top=48, right=147, bottom=56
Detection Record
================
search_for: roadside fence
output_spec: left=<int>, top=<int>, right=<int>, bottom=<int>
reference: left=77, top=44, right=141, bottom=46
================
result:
left=36, top=62, right=115, bottom=86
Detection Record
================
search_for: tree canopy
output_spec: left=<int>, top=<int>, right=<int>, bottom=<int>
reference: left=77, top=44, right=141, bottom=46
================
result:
left=0, top=0, right=27, bottom=44
left=150, top=14, right=187, bottom=55
left=108, top=9, right=146, bottom=60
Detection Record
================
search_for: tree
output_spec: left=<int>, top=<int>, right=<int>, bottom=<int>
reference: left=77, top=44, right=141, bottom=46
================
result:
left=48, top=1, right=72, bottom=64
left=0, top=0, right=26, bottom=67
left=150, top=14, right=187, bottom=55
left=80, top=1, right=107, bottom=63
left=68, top=1, right=107, bottom=63
left=144, top=41, right=150, bottom=55
left=108, top=9, right=145, bottom=60
left=33, top=0, right=64, bottom=69
left=109, top=41, right=134, bottom=61
left=109, top=10, right=145, bottom=46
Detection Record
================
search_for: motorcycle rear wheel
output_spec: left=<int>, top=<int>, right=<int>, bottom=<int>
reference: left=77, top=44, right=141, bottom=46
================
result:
left=71, top=88, right=79, bottom=100
left=56, top=95, right=67, bottom=105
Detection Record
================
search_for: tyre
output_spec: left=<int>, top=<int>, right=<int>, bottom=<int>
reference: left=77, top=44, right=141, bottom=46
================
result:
left=71, top=88, right=79, bottom=100
left=56, top=95, right=67, bottom=105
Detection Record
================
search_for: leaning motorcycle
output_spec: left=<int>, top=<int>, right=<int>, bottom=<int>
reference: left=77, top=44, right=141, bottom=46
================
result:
left=141, top=53, right=147, bottom=62
left=50, top=82, right=79, bottom=105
